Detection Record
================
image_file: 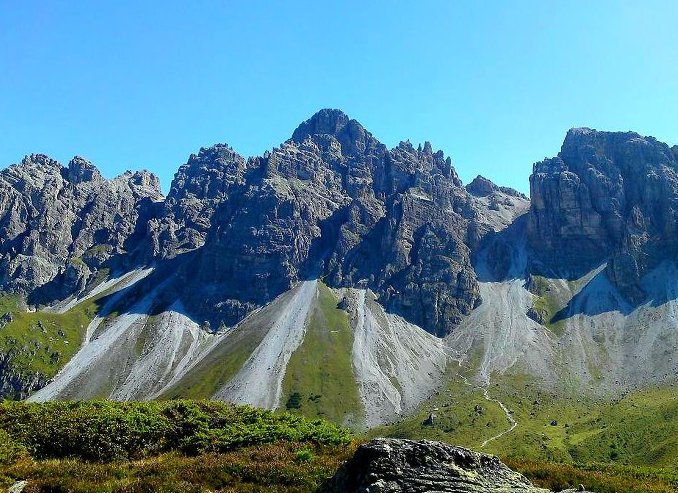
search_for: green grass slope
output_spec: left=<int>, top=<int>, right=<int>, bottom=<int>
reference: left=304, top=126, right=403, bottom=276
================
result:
left=372, top=365, right=678, bottom=468
left=159, top=287, right=304, bottom=400
left=0, top=294, right=98, bottom=386
left=280, top=282, right=363, bottom=426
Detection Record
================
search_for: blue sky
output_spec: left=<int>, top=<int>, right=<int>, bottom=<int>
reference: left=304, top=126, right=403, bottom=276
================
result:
left=1, top=1, right=677, bottom=194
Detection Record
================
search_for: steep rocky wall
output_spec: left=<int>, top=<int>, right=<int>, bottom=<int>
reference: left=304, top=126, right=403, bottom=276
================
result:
left=160, top=110, right=528, bottom=336
left=0, top=154, right=162, bottom=301
left=528, top=128, right=678, bottom=302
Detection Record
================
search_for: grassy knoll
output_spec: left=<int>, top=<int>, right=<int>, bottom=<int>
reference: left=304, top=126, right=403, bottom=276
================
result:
left=0, top=293, right=98, bottom=382
left=281, top=283, right=363, bottom=426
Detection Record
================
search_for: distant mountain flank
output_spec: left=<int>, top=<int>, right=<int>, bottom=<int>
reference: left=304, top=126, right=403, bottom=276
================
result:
left=1, top=109, right=677, bottom=424
left=2, top=109, right=530, bottom=337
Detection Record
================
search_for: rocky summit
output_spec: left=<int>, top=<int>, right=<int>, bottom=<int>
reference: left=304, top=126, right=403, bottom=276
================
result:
left=145, top=108, right=521, bottom=336
left=0, top=154, right=161, bottom=299
left=318, top=438, right=591, bottom=493
left=528, top=128, right=678, bottom=302
left=0, top=109, right=677, bottom=421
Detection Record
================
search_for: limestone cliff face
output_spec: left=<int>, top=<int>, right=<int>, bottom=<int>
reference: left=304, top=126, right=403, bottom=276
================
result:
left=8, top=114, right=675, bottom=341
left=0, top=154, right=162, bottom=301
left=147, top=144, right=249, bottom=257
left=528, top=128, right=678, bottom=302
left=162, top=110, right=519, bottom=336
left=0, top=110, right=529, bottom=337
left=4, top=111, right=678, bottom=404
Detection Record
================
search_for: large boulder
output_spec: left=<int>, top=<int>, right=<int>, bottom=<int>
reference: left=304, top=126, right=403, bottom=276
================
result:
left=319, top=438, right=590, bottom=492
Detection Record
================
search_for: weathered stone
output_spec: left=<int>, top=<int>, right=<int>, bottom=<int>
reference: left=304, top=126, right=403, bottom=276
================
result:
left=318, top=438, right=551, bottom=492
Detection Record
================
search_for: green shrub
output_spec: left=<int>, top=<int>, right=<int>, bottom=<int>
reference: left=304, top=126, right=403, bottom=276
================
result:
left=295, top=448, right=314, bottom=462
left=0, top=429, right=26, bottom=465
left=286, top=392, right=302, bottom=410
left=0, top=400, right=351, bottom=462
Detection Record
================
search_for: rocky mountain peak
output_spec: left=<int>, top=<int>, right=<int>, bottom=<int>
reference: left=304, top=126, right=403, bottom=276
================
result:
left=169, top=144, right=247, bottom=199
left=291, top=108, right=372, bottom=156
left=0, top=153, right=168, bottom=299
left=528, top=128, right=678, bottom=301
left=20, top=153, right=61, bottom=170
left=559, top=127, right=676, bottom=174
left=467, top=175, right=528, bottom=200
left=467, top=175, right=498, bottom=197
left=66, top=156, right=102, bottom=184
left=291, top=108, right=351, bottom=139
left=126, top=170, right=162, bottom=194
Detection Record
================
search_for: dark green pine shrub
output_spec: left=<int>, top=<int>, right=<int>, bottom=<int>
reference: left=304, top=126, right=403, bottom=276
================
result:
left=0, top=429, right=26, bottom=466
left=286, top=392, right=303, bottom=410
left=0, top=400, right=351, bottom=462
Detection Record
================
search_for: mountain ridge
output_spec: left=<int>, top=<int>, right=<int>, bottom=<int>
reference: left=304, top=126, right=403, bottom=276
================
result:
left=0, top=110, right=677, bottom=431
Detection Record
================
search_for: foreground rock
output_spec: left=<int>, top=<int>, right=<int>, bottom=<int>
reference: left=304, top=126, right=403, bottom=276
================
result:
left=319, top=438, right=591, bottom=493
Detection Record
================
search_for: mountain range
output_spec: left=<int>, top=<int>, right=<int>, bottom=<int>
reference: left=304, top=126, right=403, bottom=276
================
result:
left=1, top=109, right=677, bottom=430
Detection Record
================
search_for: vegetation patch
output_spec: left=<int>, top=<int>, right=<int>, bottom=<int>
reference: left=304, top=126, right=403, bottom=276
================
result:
left=507, top=459, right=678, bottom=493
left=370, top=366, right=678, bottom=469
left=159, top=315, right=268, bottom=399
left=280, top=282, right=363, bottom=426
left=368, top=364, right=510, bottom=444
left=0, top=294, right=97, bottom=383
left=0, top=400, right=351, bottom=462
left=529, top=275, right=576, bottom=336
left=0, top=442, right=356, bottom=493
left=0, top=400, right=353, bottom=492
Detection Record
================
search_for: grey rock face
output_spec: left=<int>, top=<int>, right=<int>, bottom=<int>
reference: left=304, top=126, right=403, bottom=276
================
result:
left=162, top=109, right=515, bottom=335
left=528, top=128, right=678, bottom=302
left=467, top=175, right=527, bottom=200
left=0, top=111, right=515, bottom=340
left=0, top=154, right=162, bottom=301
left=0, top=352, right=47, bottom=400
left=0, top=110, right=531, bottom=337
left=148, top=144, right=248, bottom=257
left=318, top=438, right=551, bottom=492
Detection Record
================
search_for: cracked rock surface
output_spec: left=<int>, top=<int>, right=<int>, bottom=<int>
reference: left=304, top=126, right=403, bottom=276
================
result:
left=319, top=438, right=592, bottom=493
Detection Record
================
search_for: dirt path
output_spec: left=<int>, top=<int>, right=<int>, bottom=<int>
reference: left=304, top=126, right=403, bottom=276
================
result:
left=454, top=360, right=518, bottom=449
left=479, top=386, right=518, bottom=448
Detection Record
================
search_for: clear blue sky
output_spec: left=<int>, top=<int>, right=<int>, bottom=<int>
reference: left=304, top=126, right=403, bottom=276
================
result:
left=2, top=1, right=677, bottom=194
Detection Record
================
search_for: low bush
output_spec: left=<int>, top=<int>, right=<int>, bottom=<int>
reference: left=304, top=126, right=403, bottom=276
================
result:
left=0, top=400, right=352, bottom=462
left=0, top=429, right=26, bottom=466
left=506, top=459, right=678, bottom=493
